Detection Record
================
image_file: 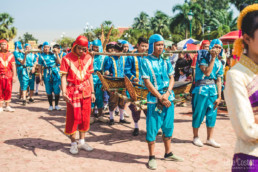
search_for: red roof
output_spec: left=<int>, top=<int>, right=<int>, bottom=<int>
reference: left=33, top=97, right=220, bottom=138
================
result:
left=117, top=27, right=130, bottom=37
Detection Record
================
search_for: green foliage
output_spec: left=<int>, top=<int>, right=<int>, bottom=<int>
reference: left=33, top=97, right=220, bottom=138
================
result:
left=56, top=37, right=75, bottom=49
left=230, top=0, right=258, bottom=10
left=0, top=13, right=17, bottom=40
left=18, top=32, right=38, bottom=45
left=93, top=26, right=120, bottom=42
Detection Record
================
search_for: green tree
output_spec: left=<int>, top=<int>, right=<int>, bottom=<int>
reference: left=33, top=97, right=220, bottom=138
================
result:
left=132, top=12, right=150, bottom=30
left=93, top=26, right=120, bottom=42
left=150, top=11, right=171, bottom=39
left=102, top=20, right=113, bottom=27
left=0, top=13, right=17, bottom=40
left=18, top=32, right=38, bottom=45
left=230, top=0, right=257, bottom=10
left=56, top=37, right=75, bottom=49
left=170, top=2, right=203, bottom=39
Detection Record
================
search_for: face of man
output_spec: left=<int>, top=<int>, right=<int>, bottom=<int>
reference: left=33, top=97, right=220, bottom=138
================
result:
left=92, top=45, right=99, bottom=52
left=75, top=45, right=87, bottom=56
left=203, top=44, right=210, bottom=51
left=137, top=42, right=148, bottom=53
left=25, top=46, right=31, bottom=51
left=123, top=44, right=129, bottom=53
left=0, top=42, right=7, bottom=52
left=43, top=45, right=50, bottom=53
left=107, top=48, right=115, bottom=53
left=172, top=45, right=177, bottom=51
left=153, top=41, right=164, bottom=56
left=212, top=44, right=222, bottom=56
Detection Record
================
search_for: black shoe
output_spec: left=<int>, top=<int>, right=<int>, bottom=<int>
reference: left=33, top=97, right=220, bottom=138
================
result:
left=119, top=119, right=131, bottom=124
left=29, top=98, right=34, bottom=103
left=35, top=92, right=38, bottom=95
left=132, top=128, right=139, bottom=136
left=22, top=100, right=26, bottom=106
left=109, top=119, right=114, bottom=125
left=157, top=131, right=162, bottom=135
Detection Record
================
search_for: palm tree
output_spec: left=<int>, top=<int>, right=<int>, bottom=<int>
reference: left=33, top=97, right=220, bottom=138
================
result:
left=150, top=11, right=171, bottom=39
left=102, top=20, right=113, bottom=27
left=208, top=10, right=237, bottom=39
left=0, top=13, right=17, bottom=40
left=170, top=2, right=203, bottom=39
left=132, top=12, right=150, bottom=30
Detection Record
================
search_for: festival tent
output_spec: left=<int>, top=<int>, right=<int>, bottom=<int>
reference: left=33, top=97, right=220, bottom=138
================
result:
left=177, top=38, right=198, bottom=50
left=219, top=30, right=240, bottom=45
left=164, top=40, right=173, bottom=47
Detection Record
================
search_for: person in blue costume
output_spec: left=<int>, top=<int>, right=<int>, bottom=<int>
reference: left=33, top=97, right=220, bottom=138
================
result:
left=124, top=37, right=148, bottom=136
left=120, top=40, right=130, bottom=53
left=141, top=34, right=184, bottom=170
left=191, top=39, right=224, bottom=148
left=53, top=44, right=67, bottom=59
left=104, top=43, right=131, bottom=125
left=13, top=41, right=24, bottom=99
left=17, top=43, right=37, bottom=105
left=38, top=42, right=62, bottom=111
left=91, top=39, right=108, bottom=124
left=34, top=44, right=43, bottom=95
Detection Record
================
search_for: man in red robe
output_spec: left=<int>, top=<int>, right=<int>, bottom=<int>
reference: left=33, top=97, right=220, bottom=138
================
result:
left=0, top=40, right=16, bottom=112
left=60, top=35, right=95, bottom=154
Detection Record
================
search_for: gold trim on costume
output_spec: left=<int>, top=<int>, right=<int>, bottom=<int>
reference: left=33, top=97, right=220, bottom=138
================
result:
left=134, top=56, right=139, bottom=80
left=239, top=55, right=258, bottom=74
left=110, top=57, right=117, bottom=77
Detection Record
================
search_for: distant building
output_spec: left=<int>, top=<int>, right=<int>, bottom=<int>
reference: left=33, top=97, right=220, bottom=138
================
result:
left=117, top=27, right=131, bottom=37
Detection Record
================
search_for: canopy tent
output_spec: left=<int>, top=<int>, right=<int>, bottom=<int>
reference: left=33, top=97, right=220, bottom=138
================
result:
left=186, top=43, right=200, bottom=51
left=219, top=30, right=240, bottom=45
left=177, top=38, right=198, bottom=50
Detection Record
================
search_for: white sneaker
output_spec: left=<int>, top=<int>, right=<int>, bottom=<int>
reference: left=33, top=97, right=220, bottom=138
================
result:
left=78, top=143, right=93, bottom=152
left=207, top=139, right=221, bottom=148
left=124, top=111, right=130, bottom=118
left=48, top=106, right=53, bottom=111
left=193, top=137, right=204, bottom=147
left=5, top=106, right=15, bottom=112
left=70, top=144, right=79, bottom=154
left=0, top=107, right=3, bottom=113
left=55, top=106, right=61, bottom=111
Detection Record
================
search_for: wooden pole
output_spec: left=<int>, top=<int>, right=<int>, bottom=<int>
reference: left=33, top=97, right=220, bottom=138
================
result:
left=91, top=50, right=200, bottom=57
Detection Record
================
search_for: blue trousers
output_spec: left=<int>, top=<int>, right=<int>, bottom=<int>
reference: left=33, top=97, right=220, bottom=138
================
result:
left=21, top=73, right=35, bottom=91
left=192, top=93, right=217, bottom=128
left=146, top=102, right=174, bottom=142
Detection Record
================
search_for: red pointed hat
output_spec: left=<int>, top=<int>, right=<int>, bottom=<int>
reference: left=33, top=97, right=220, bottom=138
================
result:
left=200, top=40, right=210, bottom=50
left=0, top=40, right=8, bottom=50
left=73, top=35, right=88, bottom=48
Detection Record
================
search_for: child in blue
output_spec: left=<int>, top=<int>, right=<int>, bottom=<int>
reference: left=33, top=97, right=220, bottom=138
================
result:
left=124, top=37, right=148, bottom=136
left=141, top=34, right=183, bottom=170
left=91, top=39, right=108, bottom=123
left=192, top=39, right=224, bottom=148
left=104, top=43, right=130, bottom=125
left=38, top=42, right=62, bottom=111
left=13, top=41, right=24, bottom=99
left=17, top=43, right=37, bottom=105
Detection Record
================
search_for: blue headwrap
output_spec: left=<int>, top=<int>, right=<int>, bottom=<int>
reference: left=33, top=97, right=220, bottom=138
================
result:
left=148, top=34, right=164, bottom=55
left=14, top=41, right=22, bottom=50
left=92, top=39, right=103, bottom=53
left=24, top=43, right=31, bottom=49
left=88, top=42, right=92, bottom=49
left=120, top=40, right=129, bottom=45
left=209, top=39, right=223, bottom=57
left=42, top=42, right=50, bottom=50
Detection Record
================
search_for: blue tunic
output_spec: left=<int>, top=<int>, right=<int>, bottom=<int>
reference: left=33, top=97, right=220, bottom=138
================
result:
left=192, top=51, right=224, bottom=128
left=17, top=53, right=37, bottom=91
left=104, top=56, right=127, bottom=77
left=124, top=54, right=145, bottom=85
left=13, top=51, right=24, bottom=84
left=141, top=54, right=175, bottom=142
left=38, top=53, right=61, bottom=95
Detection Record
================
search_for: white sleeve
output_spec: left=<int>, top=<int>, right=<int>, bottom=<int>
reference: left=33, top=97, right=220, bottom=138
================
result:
left=224, top=70, right=258, bottom=142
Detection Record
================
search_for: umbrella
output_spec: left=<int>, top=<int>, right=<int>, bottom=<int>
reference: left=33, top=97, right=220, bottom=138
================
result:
left=177, top=38, right=197, bottom=50
left=219, top=30, right=240, bottom=44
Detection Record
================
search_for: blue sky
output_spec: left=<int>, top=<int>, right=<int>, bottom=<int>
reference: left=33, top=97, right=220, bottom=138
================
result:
left=1, top=0, right=239, bottom=43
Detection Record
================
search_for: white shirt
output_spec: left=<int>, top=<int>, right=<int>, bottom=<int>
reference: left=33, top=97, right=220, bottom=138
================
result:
left=178, top=74, right=187, bottom=82
left=224, top=55, right=258, bottom=157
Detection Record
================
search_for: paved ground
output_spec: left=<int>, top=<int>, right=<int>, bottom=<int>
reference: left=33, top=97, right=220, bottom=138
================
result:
left=0, top=82, right=236, bottom=172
